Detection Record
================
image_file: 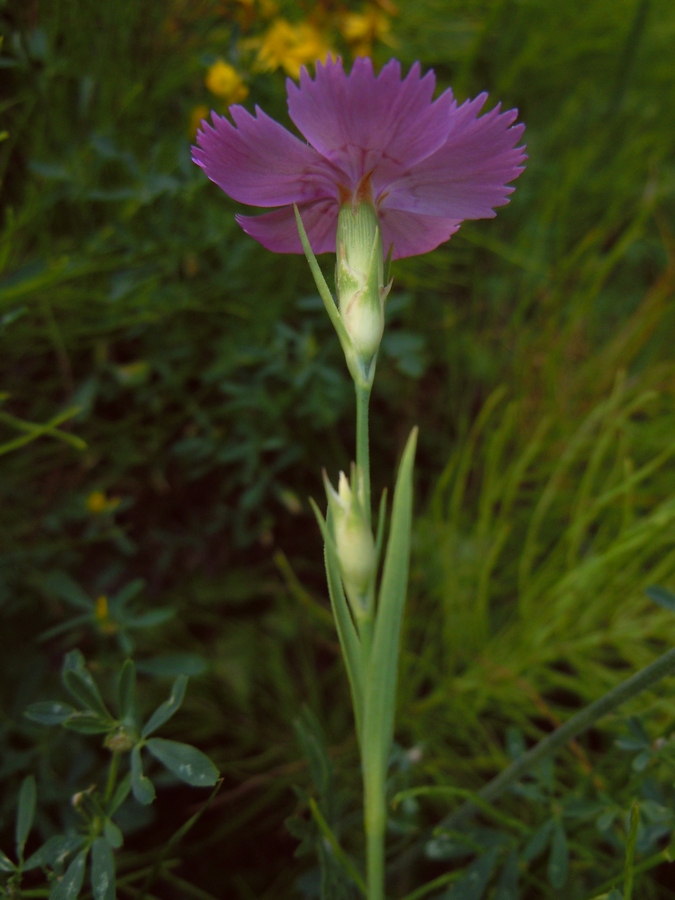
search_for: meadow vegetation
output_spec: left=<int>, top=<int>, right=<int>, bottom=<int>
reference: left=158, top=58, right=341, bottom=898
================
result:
left=2, top=0, right=675, bottom=897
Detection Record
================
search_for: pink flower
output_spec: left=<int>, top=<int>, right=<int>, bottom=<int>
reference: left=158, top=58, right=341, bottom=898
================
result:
left=192, top=57, right=525, bottom=260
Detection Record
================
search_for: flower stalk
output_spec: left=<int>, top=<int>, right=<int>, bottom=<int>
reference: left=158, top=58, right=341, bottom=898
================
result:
left=193, top=54, right=525, bottom=900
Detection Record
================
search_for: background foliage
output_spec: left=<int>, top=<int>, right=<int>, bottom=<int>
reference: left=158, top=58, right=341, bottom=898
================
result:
left=2, top=0, right=675, bottom=897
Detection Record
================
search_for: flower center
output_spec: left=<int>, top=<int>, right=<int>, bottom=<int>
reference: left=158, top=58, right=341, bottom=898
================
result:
left=338, top=171, right=375, bottom=212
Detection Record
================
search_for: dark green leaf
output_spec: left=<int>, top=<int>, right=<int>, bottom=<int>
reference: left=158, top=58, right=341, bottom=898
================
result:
left=130, top=746, right=155, bottom=805
left=495, top=850, right=520, bottom=900
left=107, top=773, right=131, bottom=816
left=103, top=819, right=123, bottom=850
left=38, top=614, right=94, bottom=643
left=645, top=585, right=675, bottom=611
left=447, top=847, right=499, bottom=900
left=25, top=834, right=84, bottom=871
left=632, top=750, right=652, bottom=772
left=43, top=572, right=93, bottom=611
left=110, top=579, right=145, bottom=611
left=123, top=608, right=175, bottom=629
left=145, top=737, right=219, bottom=787
left=597, top=809, right=618, bottom=832
left=0, top=848, right=15, bottom=871
left=91, top=838, right=115, bottom=900
left=608, top=891, right=624, bottom=899
left=16, top=775, right=36, bottom=858
left=141, top=675, right=187, bottom=738
left=523, top=819, right=554, bottom=862
left=117, top=660, right=136, bottom=722
left=548, top=822, right=569, bottom=889
left=135, top=653, right=207, bottom=678
left=62, top=712, right=115, bottom=734
left=49, top=848, right=88, bottom=900
left=24, top=701, right=77, bottom=726
left=62, top=651, right=113, bottom=721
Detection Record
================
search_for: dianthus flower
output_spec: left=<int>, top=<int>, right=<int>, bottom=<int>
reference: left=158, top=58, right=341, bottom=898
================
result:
left=192, top=57, right=525, bottom=260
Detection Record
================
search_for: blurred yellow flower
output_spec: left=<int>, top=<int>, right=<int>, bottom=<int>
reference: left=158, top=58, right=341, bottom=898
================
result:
left=254, top=19, right=331, bottom=79
left=190, top=104, right=210, bottom=138
left=95, top=595, right=117, bottom=634
left=340, top=8, right=393, bottom=56
left=205, top=60, right=249, bottom=103
left=95, top=594, right=109, bottom=621
left=86, top=491, right=121, bottom=515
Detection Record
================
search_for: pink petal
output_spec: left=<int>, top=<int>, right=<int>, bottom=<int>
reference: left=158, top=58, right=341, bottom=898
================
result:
left=382, top=96, right=526, bottom=221
left=287, top=58, right=458, bottom=193
left=192, top=106, right=339, bottom=207
left=236, top=200, right=338, bottom=255
left=378, top=207, right=461, bottom=260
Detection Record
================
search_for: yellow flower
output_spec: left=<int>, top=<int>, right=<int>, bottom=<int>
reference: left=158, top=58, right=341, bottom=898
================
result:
left=95, top=595, right=118, bottom=635
left=205, top=60, right=249, bottom=104
left=340, top=8, right=393, bottom=56
left=86, top=491, right=121, bottom=515
left=254, top=19, right=331, bottom=79
left=189, top=104, right=210, bottom=138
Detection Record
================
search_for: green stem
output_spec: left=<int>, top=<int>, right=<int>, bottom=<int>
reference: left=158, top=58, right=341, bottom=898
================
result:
left=356, top=382, right=372, bottom=524
left=104, top=751, right=120, bottom=807
left=365, top=772, right=386, bottom=900
left=442, top=646, right=675, bottom=829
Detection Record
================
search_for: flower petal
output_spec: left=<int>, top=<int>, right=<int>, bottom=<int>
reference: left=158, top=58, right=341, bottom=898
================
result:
left=378, top=208, right=461, bottom=260
left=236, top=200, right=338, bottom=254
left=382, top=96, right=526, bottom=220
left=192, top=106, right=338, bottom=207
left=287, top=57, right=458, bottom=192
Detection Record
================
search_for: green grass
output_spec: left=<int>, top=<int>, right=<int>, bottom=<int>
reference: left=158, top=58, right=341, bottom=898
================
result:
left=2, top=0, right=675, bottom=897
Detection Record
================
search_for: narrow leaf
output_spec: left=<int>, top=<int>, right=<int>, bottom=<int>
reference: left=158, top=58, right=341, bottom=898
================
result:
left=135, top=653, right=207, bottom=677
left=145, top=737, right=219, bottom=787
left=37, top=614, right=94, bottom=643
left=117, top=659, right=136, bottom=722
left=362, top=428, right=417, bottom=780
left=25, top=834, right=84, bottom=871
left=24, top=701, right=77, bottom=726
left=141, top=674, right=188, bottom=738
left=91, top=837, right=115, bottom=900
left=523, top=819, right=554, bottom=862
left=16, top=775, right=37, bottom=859
left=310, top=498, right=364, bottom=742
left=123, top=607, right=174, bottom=629
left=645, top=585, right=675, bottom=612
left=43, top=572, right=93, bottom=611
left=294, top=205, right=348, bottom=346
left=62, top=712, right=115, bottom=734
left=110, top=578, right=145, bottom=611
left=547, top=821, right=569, bottom=889
left=450, top=847, right=500, bottom=900
left=62, top=651, right=112, bottom=720
left=103, top=819, right=123, bottom=849
left=107, top=773, right=131, bottom=816
left=49, top=848, right=88, bottom=900
left=0, top=849, right=15, bottom=871
left=495, top=850, right=520, bottom=900
left=130, top=746, right=155, bottom=805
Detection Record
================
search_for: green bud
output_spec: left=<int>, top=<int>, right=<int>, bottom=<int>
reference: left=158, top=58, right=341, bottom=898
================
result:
left=324, top=465, right=376, bottom=616
left=336, top=200, right=389, bottom=371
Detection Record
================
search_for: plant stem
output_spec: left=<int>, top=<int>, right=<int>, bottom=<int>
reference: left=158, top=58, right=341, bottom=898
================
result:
left=104, top=751, right=120, bottom=807
left=356, top=382, right=372, bottom=524
left=442, top=645, right=675, bottom=829
left=355, top=375, right=385, bottom=899
left=365, top=770, right=386, bottom=900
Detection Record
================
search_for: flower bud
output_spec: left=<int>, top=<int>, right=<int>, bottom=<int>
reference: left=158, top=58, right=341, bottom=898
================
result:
left=324, top=466, right=376, bottom=613
left=336, top=200, right=388, bottom=369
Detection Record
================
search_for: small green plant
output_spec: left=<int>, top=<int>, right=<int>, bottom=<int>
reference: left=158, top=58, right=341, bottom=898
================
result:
left=0, top=651, right=219, bottom=900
